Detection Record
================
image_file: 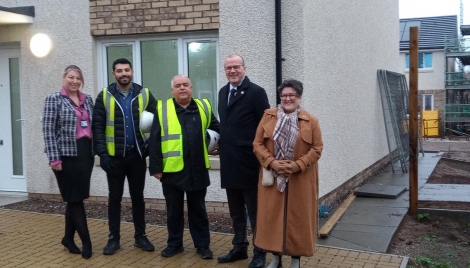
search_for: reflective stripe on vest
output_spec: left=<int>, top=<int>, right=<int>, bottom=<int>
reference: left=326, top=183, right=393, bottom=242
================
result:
left=157, top=98, right=212, bottom=172
left=102, top=87, right=150, bottom=156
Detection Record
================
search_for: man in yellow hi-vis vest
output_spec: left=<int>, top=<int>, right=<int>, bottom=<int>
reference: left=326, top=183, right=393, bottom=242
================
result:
left=148, top=75, right=220, bottom=259
left=92, top=58, right=157, bottom=255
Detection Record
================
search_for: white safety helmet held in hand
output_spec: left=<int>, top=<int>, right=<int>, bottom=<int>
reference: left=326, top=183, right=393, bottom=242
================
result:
left=140, top=111, right=154, bottom=133
left=206, top=129, right=220, bottom=152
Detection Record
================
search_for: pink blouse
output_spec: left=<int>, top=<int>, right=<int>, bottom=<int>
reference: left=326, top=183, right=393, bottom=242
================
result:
left=51, top=87, right=91, bottom=166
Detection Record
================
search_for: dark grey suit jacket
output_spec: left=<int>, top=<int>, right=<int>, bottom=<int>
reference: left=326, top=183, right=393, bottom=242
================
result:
left=218, top=76, right=270, bottom=189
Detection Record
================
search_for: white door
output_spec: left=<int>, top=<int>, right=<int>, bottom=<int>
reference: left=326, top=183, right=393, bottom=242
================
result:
left=0, top=48, right=26, bottom=192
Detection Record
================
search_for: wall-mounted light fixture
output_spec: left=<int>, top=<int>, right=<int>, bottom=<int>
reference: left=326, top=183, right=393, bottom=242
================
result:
left=30, top=33, right=52, bottom=57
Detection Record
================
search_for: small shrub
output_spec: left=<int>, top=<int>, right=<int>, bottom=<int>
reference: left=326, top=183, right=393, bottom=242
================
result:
left=423, top=235, right=437, bottom=242
left=418, top=213, right=431, bottom=222
left=416, top=255, right=432, bottom=266
left=444, top=252, right=454, bottom=258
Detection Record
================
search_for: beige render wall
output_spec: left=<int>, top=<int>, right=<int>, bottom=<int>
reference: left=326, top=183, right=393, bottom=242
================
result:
left=282, top=0, right=400, bottom=197
left=0, top=1, right=95, bottom=195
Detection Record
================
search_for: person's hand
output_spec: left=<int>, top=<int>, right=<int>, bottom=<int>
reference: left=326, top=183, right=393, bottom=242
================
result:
left=100, top=154, right=114, bottom=173
left=153, top=173, right=163, bottom=180
left=270, top=160, right=292, bottom=176
left=284, top=160, right=301, bottom=174
left=51, top=164, right=62, bottom=171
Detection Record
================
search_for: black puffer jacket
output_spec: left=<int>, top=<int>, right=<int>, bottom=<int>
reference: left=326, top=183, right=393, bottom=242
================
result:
left=92, top=83, right=156, bottom=157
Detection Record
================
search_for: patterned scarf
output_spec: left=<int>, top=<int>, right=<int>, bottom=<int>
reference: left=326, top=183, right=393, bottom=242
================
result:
left=272, top=105, right=300, bottom=192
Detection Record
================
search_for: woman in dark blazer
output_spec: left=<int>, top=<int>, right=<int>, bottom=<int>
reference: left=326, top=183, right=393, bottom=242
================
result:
left=42, top=65, right=94, bottom=259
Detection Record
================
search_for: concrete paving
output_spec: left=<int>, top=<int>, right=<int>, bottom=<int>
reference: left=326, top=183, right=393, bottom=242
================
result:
left=0, top=191, right=28, bottom=206
left=317, top=152, right=442, bottom=254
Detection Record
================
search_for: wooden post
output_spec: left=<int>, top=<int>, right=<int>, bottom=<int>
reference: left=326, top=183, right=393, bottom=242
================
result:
left=409, top=27, right=419, bottom=215
left=420, top=98, right=424, bottom=139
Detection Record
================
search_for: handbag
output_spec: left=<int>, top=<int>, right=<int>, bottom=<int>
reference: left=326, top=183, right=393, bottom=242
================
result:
left=262, top=167, right=274, bottom=186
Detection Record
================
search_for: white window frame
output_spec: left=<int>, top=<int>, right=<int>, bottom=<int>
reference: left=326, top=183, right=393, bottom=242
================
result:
left=419, top=94, right=434, bottom=110
left=96, top=32, right=219, bottom=92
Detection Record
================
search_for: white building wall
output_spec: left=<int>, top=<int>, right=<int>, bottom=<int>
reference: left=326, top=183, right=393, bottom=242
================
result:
left=282, top=0, right=400, bottom=197
left=0, top=0, right=227, bottom=202
left=2, top=0, right=399, bottom=202
left=399, top=50, right=445, bottom=90
left=0, top=0, right=96, bottom=196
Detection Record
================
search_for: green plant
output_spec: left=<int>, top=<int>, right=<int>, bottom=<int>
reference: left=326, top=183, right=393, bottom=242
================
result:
left=423, top=235, right=437, bottom=242
left=445, top=253, right=454, bottom=258
left=414, top=256, right=454, bottom=268
left=418, top=213, right=431, bottom=222
left=433, top=220, right=440, bottom=227
left=416, top=255, right=432, bottom=266
left=432, top=262, right=453, bottom=268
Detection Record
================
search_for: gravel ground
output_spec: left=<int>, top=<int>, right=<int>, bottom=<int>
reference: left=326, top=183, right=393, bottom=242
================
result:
left=1, top=198, right=250, bottom=235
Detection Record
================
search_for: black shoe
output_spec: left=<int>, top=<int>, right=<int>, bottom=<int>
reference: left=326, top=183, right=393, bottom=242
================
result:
left=103, top=239, right=120, bottom=255
left=81, top=241, right=92, bottom=259
left=134, top=235, right=155, bottom=252
left=61, top=237, right=81, bottom=254
left=197, top=247, right=213, bottom=259
left=249, top=253, right=266, bottom=268
left=161, top=246, right=184, bottom=257
left=217, top=248, right=248, bottom=263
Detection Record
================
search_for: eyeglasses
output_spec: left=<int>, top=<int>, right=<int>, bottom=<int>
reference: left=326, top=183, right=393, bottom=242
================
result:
left=280, top=93, right=299, bottom=100
left=224, top=65, right=243, bottom=72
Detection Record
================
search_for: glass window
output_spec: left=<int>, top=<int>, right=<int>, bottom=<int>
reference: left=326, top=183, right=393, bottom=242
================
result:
left=99, top=35, right=219, bottom=115
left=418, top=94, right=434, bottom=110
left=9, top=58, right=23, bottom=175
left=405, top=52, right=432, bottom=69
left=187, top=41, right=218, bottom=114
left=141, top=40, right=178, bottom=100
left=106, top=45, right=133, bottom=86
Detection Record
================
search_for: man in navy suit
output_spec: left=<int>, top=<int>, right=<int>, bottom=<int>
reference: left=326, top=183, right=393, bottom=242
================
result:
left=217, top=54, right=270, bottom=268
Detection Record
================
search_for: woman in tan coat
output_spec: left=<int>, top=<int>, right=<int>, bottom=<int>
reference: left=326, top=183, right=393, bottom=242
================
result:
left=253, top=79, right=323, bottom=268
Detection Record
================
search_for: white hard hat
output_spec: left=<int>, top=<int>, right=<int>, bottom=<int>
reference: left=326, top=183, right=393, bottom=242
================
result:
left=206, top=129, right=220, bottom=152
left=140, top=111, right=154, bottom=133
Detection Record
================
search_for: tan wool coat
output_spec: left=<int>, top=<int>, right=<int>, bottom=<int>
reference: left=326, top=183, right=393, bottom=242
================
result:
left=253, top=108, right=323, bottom=256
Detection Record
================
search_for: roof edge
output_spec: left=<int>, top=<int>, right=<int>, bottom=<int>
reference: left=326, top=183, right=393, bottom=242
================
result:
left=0, top=6, right=35, bottom=17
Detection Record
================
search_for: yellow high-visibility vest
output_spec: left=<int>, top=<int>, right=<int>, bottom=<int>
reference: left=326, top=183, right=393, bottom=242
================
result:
left=102, top=87, right=150, bottom=156
left=157, top=98, right=212, bottom=172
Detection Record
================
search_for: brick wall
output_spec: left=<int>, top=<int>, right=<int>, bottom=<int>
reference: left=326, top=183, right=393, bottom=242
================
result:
left=89, top=0, right=219, bottom=36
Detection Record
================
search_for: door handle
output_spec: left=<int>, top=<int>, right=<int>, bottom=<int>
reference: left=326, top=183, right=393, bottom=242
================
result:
left=0, top=140, right=3, bottom=145
left=16, top=119, right=26, bottom=122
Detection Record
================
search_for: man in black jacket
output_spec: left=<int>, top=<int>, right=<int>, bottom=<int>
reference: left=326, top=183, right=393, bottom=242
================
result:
left=217, top=54, right=270, bottom=268
left=92, top=58, right=157, bottom=255
left=148, top=75, right=220, bottom=259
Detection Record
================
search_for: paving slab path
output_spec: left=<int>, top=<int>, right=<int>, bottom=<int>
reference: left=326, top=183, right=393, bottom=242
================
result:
left=0, top=209, right=407, bottom=268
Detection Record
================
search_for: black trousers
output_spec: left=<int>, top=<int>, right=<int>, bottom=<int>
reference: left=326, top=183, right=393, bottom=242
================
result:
left=106, top=150, right=147, bottom=240
left=226, top=188, right=264, bottom=255
left=162, top=185, right=210, bottom=249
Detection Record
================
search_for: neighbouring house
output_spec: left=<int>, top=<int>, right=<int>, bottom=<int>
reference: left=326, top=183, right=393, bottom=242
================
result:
left=444, top=23, right=470, bottom=136
left=0, top=0, right=398, bottom=215
left=399, top=15, right=458, bottom=134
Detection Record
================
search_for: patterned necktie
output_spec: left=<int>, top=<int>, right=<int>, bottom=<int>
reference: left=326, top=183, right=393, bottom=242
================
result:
left=228, top=88, right=237, bottom=105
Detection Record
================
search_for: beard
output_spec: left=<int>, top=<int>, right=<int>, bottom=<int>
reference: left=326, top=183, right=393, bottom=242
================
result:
left=117, top=76, right=132, bottom=86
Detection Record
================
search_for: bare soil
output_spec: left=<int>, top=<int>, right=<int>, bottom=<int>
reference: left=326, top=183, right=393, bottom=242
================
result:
left=387, top=139, right=470, bottom=268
